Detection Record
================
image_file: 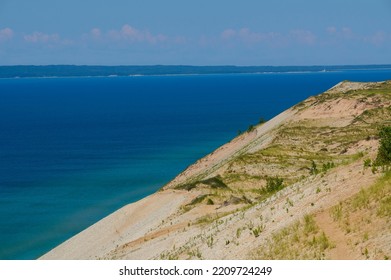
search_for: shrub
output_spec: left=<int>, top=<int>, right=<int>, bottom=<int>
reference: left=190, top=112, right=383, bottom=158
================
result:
left=247, top=124, right=255, bottom=133
left=202, top=176, right=229, bottom=189
left=330, top=203, right=343, bottom=221
left=303, top=214, right=317, bottom=235
left=322, top=162, right=335, bottom=172
left=253, top=227, right=261, bottom=237
left=265, top=177, right=285, bottom=193
left=375, top=126, right=391, bottom=166
left=310, top=160, right=318, bottom=175
left=378, top=196, right=391, bottom=217
left=363, top=159, right=372, bottom=169
left=175, top=175, right=229, bottom=191
left=189, top=195, right=207, bottom=205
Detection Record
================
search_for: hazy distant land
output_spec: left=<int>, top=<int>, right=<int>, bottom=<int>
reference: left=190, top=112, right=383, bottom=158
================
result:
left=1, top=64, right=391, bottom=78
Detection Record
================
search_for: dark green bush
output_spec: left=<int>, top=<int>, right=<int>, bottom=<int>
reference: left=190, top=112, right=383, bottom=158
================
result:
left=322, top=162, right=335, bottom=172
left=175, top=175, right=228, bottom=191
left=265, top=177, right=285, bottom=193
left=375, top=126, right=391, bottom=166
left=247, top=125, right=255, bottom=133
left=310, top=160, right=318, bottom=175
left=206, top=198, right=214, bottom=205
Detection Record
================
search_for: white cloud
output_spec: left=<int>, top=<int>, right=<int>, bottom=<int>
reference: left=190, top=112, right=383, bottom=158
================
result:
left=238, top=28, right=263, bottom=43
left=326, top=26, right=337, bottom=34
left=326, top=26, right=354, bottom=40
left=220, top=28, right=264, bottom=44
left=290, top=29, right=316, bottom=45
left=125, top=24, right=166, bottom=44
left=106, top=24, right=167, bottom=44
left=0, top=27, right=14, bottom=41
left=121, top=25, right=139, bottom=38
left=220, top=27, right=319, bottom=47
left=90, top=28, right=101, bottom=39
left=173, top=36, right=187, bottom=44
left=325, top=26, right=390, bottom=47
left=107, top=29, right=121, bottom=40
left=366, top=31, right=388, bottom=46
left=221, top=29, right=236, bottom=40
left=24, top=32, right=60, bottom=43
left=341, top=27, right=353, bottom=39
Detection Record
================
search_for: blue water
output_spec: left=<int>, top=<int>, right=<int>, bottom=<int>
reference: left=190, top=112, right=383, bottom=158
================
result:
left=1, top=70, right=391, bottom=259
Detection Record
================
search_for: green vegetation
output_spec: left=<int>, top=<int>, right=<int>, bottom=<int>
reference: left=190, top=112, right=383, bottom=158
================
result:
left=303, top=214, right=317, bottom=234
left=195, top=214, right=215, bottom=225
left=332, top=170, right=391, bottom=222
left=236, top=227, right=243, bottom=238
left=322, top=162, right=335, bottom=172
left=206, top=235, right=214, bottom=248
left=363, top=158, right=372, bottom=169
left=330, top=203, right=343, bottom=222
left=352, top=188, right=370, bottom=210
left=247, top=124, right=255, bottom=133
left=378, top=195, right=391, bottom=217
left=159, top=81, right=391, bottom=261
left=313, top=81, right=391, bottom=104
left=202, top=176, right=229, bottom=189
left=252, top=225, right=265, bottom=238
left=359, top=170, right=391, bottom=217
left=310, top=160, right=318, bottom=175
left=206, top=198, right=214, bottom=205
left=176, top=175, right=229, bottom=191
left=188, top=195, right=207, bottom=205
left=375, top=126, right=391, bottom=166
left=252, top=214, right=333, bottom=259
left=324, top=171, right=391, bottom=259
left=264, top=176, right=285, bottom=193
left=187, top=248, right=202, bottom=259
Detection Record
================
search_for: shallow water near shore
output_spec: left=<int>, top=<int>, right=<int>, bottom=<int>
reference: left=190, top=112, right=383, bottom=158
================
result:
left=1, top=69, right=391, bottom=259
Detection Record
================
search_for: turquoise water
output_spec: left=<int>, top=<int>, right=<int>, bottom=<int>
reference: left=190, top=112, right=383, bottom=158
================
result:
left=1, top=70, right=391, bottom=259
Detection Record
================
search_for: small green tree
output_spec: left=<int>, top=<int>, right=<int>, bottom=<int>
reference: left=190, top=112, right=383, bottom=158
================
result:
left=322, top=162, right=335, bottom=172
left=247, top=124, right=255, bottom=133
left=310, top=160, right=318, bottom=175
left=375, top=126, right=391, bottom=166
left=265, top=177, right=285, bottom=193
left=363, top=159, right=372, bottom=169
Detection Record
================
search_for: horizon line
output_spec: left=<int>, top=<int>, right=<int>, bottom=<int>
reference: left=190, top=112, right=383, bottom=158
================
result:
left=1, top=63, right=391, bottom=67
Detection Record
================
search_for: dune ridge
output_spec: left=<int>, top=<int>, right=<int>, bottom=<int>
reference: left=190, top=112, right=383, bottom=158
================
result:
left=41, top=80, right=391, bottom=260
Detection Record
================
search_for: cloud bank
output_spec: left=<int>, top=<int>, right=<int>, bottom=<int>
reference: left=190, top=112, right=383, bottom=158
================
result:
left=0, top=24, right=389, bottom=65
left=0, top=28, right=13, bottom=41
left=86, top=24, right=167, bottom=44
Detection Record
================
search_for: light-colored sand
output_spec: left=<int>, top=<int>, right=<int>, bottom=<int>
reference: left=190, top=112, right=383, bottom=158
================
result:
left=40, top=189, right=199, bottom=259
left=98, top=159, right=379, bottom=260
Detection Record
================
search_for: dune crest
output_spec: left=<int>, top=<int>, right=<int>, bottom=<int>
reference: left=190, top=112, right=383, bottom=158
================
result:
left=41, top=80, right=391, bottom=260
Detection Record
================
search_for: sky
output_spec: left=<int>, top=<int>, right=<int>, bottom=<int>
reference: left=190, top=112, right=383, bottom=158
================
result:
left=0, top=0, right=391, bottom=65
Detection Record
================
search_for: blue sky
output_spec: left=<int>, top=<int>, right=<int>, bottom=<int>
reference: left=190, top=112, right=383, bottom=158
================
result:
left=0, top=0, right=391, bottom=65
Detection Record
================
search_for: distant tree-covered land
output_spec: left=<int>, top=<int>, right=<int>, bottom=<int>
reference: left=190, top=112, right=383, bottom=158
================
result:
left=0, top=64, right=391, bottom=78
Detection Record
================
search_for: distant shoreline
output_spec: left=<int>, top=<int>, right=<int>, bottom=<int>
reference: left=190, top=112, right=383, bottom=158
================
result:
left=1, top=64, right=391, bottom=79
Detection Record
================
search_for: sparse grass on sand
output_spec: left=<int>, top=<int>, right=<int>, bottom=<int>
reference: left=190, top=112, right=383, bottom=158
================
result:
left=252, top=214, right=333, bottom=260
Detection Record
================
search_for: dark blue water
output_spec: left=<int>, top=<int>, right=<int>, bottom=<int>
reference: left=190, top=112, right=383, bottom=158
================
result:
left=1, top=70, right=390, bottom=259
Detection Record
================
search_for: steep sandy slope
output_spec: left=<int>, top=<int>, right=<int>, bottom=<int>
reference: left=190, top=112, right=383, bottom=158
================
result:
left=41, top=80, right=391, bottom=260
